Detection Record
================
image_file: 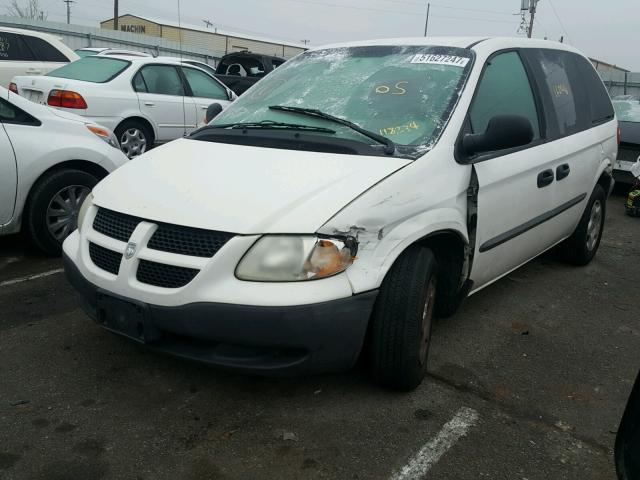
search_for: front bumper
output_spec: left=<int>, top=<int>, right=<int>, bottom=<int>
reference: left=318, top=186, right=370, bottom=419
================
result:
left=64, top=254, right=378, bottom=376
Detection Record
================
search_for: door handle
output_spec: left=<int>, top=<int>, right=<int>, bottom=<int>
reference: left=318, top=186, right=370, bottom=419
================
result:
left=537, top=169, right=555, bottom=188
left=556, top=163, right=570, bottom=181
left=144, top=102, right=155, bottom=107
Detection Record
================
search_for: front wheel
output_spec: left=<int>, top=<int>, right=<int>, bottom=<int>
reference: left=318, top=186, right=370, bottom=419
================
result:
left=557, top=184, right=606, bottom=266
left=24, top=169, right=98, bottom=255
left=369, top=245, right=438, bottom=391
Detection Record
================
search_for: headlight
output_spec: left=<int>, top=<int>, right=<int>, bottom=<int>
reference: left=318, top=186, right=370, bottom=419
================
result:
left=86, top=124, right=120, bottom=149
left=77, top=193, right=93, bottom=233
left=236, top=235, right=357, bottom=282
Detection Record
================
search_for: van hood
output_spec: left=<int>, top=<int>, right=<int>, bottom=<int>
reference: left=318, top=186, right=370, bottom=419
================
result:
left=93, top=138, right=410, bottom=234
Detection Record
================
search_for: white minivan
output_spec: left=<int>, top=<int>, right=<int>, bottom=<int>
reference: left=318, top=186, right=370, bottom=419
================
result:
left=0, top=26, right=78, bottom=88
left=63, top=37, right=617, bottom=390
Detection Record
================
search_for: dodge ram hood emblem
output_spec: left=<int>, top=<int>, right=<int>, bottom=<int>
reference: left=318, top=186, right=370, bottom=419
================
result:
left=124, top=242, right=137, bottom=260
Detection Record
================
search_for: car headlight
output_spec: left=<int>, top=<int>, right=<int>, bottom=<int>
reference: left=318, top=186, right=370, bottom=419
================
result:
left=86, top=124, right=120, bottom=149
left=235, top=235, right=358, bottom=282
left=77, top=193, right=93, bottom=233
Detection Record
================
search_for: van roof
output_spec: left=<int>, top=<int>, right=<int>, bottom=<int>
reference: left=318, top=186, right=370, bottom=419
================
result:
left=309, top=36, right=583, bottom=56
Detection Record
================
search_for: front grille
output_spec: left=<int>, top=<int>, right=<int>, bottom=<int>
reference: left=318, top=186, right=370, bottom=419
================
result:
left=148, top=223, right=234, bottom=258
left=93, top=208, right=141, bottom=242
left=89, top=243, right=122, bottom=275
left=136, top=260, right=199, bottom=289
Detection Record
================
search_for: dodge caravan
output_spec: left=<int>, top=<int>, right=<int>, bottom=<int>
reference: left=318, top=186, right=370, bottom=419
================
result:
left=63, top=37, right=617, bottom=390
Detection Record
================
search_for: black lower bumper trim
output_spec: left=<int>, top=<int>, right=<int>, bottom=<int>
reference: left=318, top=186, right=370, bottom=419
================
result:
left=63, top=253, right=378, bottom=376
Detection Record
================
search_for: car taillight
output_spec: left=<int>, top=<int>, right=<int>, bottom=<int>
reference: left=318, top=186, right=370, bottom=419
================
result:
left=47, top=90, right=87, bottom=109
left=8, top=83, right=18, bottom=95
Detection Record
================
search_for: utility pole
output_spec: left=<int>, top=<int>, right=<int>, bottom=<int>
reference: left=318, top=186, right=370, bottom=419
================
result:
left=301, top=39, right=310, bottom=45
left=63, top=0, right=74, bottom=24
left=424, top=2, right=430, bottom=37
left=527, top=0, right=539, bottom=38
left=114, top=0, right=119, bottom=30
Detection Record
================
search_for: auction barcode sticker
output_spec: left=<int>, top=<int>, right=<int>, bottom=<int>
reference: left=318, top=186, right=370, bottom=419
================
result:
left=410, top=54, right=470, bottom=67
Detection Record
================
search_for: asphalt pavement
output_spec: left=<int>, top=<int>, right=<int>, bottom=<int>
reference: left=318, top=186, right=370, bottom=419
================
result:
left=1, top=192, right=638, bottom=480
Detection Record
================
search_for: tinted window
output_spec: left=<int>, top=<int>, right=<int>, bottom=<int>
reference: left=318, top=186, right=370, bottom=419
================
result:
left=470, top=51, right=540, bottom=139
left=182, top=67, right=227, bottom=100
left=218, top=57, right=265, bottom=77
left=0, top=32, right=35, bottom=61
left=132, top=71, right=147, bottom=92
left=272, top=59, right=285, bottom=68
left=0, top=98, right=38, bottom=125
left=22, top=36, right=68, bottom=62
left=138, top=65, right=184, bottom=96
left=48, top=57, right=130, bottom=83
left=574, top=54, right=614, bottom=124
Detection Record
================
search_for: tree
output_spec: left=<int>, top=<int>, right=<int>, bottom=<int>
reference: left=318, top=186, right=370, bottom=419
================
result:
left=6, top=0, right=48, bottom=21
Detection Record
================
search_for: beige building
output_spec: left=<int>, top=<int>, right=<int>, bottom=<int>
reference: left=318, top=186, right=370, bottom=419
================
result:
left=100, top=14, right=307, bottom=59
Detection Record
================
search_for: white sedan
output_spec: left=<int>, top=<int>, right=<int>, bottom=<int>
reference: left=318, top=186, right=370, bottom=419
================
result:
left=0, top=86, right=127, bottom=254
left=11, top=56, right=234, bottom=158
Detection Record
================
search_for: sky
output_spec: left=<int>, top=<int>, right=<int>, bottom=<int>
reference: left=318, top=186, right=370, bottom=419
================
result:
left=6, top=0, right=640, bottom=70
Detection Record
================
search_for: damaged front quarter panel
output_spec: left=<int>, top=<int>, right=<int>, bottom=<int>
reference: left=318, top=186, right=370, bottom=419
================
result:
left=317, top=147, right=473, bottom=294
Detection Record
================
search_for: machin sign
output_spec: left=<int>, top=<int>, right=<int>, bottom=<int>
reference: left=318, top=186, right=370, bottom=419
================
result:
left=120, top=24, right=146, bottom=34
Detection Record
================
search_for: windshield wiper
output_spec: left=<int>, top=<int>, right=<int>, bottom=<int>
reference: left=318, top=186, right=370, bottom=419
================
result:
left=205, top=120, right=336, bottom=134
left=269, top=105, right=396, bottom=155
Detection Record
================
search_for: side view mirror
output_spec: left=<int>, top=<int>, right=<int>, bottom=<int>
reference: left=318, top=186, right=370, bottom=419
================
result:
left=227, top=90, right=237, bottom=102
left=205, top=103, right=223, bottom=123
left=463, top=115, right=534, bottom=157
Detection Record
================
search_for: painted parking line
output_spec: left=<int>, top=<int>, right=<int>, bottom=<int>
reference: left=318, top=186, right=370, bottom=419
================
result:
left=0, top=268, right=64, bottom=287
left=391, top=407, right=480, bottom=480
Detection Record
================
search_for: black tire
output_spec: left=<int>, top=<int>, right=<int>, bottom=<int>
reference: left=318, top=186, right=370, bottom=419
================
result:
left=557, top=184, right=606, bottom=266
left=115, top=119, right=153, bottom=158
left=369, top=245, right=438, bottom=391
left=24, top=169, right=98, bottom=256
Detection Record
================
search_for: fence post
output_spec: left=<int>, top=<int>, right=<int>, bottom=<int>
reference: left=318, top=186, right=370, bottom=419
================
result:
left=87, top=32, right=92, bottom=47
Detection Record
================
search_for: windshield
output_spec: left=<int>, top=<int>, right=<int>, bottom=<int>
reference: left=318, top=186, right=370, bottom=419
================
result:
left=210, top=45, right=473, bottom=158
left=74, top=49, right=97, bottom=58
left=48, top=57, right=130, bottom=83
left=614, top=99, right=640, bottom=123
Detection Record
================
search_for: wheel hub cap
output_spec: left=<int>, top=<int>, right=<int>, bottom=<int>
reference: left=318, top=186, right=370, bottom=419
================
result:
left=586, top=199, right=602, bottom=251
left=419, top=278, right=437, bottom=365
left=120, top=128, right=147, bottom=158
left=46, top=185, right=91, bottom=242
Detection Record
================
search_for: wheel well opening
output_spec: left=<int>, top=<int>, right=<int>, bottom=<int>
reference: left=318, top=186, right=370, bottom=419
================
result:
left=418, top=232, right=468, bottom=318
left=115, top=117, right=155, bottom=144
left=597, top=171, right=613, bottom=194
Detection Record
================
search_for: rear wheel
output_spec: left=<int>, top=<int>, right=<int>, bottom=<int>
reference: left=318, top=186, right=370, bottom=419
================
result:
left=557, top=184, right=606, bottom=266
left=369, top=245, right=438, bottom=391
left=24, top=169, right=98, bottom=255
left=115, top=120, right=152, bottom=158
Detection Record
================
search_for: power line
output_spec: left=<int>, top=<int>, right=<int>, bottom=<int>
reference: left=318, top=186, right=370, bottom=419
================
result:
left=546, top=0, right=570, bottom=43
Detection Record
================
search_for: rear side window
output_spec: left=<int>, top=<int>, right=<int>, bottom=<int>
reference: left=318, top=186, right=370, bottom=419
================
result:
left=0, top=32, right=35, bottom=61
left=182, top=67, right=227, bottom=100
left=138, top=65, right=184, bottom=96
left=0, top=98, right=39, bottom=125
left=574, top=55, right=614, bottom=124
left=22, top=36, right=69, bottom=62
left=48, top=57, right=130, bottom=83
left=470, top=51, right=540, bottom=140
left=523, top=49, right=595, bottom=139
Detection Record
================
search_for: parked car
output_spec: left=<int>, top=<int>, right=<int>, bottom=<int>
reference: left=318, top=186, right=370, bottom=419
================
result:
left=0, top=26, right=78, bottom=88
left=11, top=55, right=235, bottom=158
left=612, top=97, right=640, bottom=183
left=214, top=51, right=286, bottom=95
left=0, top=86, right=126, bottom=254
left=75, top=47, right=152, bottom=58
left=62, top=37, right=616, bottom=390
